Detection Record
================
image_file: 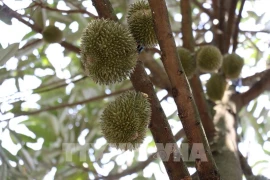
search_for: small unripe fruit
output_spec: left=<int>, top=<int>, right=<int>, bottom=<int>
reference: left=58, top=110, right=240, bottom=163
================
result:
left=222, top=53, right=244, bottom=79
left=206, top=73, right=227, bottom=101
left=177, top=47, right=196, bottom=79
left=196, top=45, right=222, bottom=72
left=100, top=91, right=151, bottom=150
left=127, top=0, right=158, bottom=47
left=80, top=19, right=138, bottom=85
left=42, top=25, right=63, bottom=43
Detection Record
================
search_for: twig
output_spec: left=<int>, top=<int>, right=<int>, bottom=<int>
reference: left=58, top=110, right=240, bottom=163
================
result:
left=33, top=76, right=87, bottom=94
left=232, top=0, right=246, bottom=52
left=148, top=0, right=220, bottom=179
left=32, top=1, right=97, bottom=18
left=2, top=3, right=81, bottom=54
left=191, top=0, right=213, bottom=19
left=2, top=87, right=133, bottom=122
left=95, top=155, right=154, bottom=180
left=0, top=74, right=85, bottom=102
left=95, top=128, right=186, bottom=180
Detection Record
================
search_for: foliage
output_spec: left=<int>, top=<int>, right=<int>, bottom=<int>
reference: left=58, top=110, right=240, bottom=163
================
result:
left=0, top=0, right=270, bottom=179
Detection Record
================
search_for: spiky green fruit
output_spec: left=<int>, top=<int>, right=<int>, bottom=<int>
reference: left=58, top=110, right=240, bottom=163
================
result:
left=222, top=53, right=244, bottom=79
left=80, top=19, right=138, bottom=85
left=206, top=73, right=227, bottom=101
left=177, top=47, right=196, bottom=79
left=100, top=91, right=151, bottom=150
left=127, top=0, right=157, bottom=47
left=42, top=25, right=63, bottom=43
left=196, top=45, right=222, bottom=72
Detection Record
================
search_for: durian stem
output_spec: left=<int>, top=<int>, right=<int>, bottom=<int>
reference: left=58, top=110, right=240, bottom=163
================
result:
left=92, top=0, right=190, bottom=179
left=148, top=0, right=220, bottom=179
left=181, top=0, right=216, bottom=139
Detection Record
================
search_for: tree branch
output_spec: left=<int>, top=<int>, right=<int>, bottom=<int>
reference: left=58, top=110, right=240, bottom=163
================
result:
left=3, top=87, right=133, bottom=122
left=191, top=0, right=213, bottom=19
left=238, top=151, right=253, bottom=177
left=2, top=3, right=81, bottom=54
left=224, top=0, right=238, bottom=53
left=91, top=0, right=190, bottom=179
left=181, top=0, right=216, bottom=140
left=232, top=0, right=246, bottom=52
left=232, top=69, right=270, bottom=109
left=139, top=52, right=171, bottom=92
left=180, top=0, right=195, bottom=52
left=95, top=154, right=154, bottom=180
left=95, top=128, right=186, bottom=180
left=32, top=1, right=97, bottom=18
left=148, top=0, right=220, bottom=179
left=241, top=69, right=270, bottom=86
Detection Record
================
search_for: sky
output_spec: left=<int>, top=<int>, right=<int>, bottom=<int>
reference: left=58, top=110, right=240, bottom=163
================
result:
left=1, top=0, right=270, bottom=179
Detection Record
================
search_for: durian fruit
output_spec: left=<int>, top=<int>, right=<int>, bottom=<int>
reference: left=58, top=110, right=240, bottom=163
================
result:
left=80, top=19, right=138, bottom=85
left=127, top=0, right=158, bottom=47
left=100, top=90, right=151, bottom=150
left=177, top=47, right=196, bottom=79
left=222, top=53, right=244, bottom=79
left=206, top=73, right=227, bottom=101
left=42, top=25, right=63, bottom=43
left=196, top=45, right=222, bottom=72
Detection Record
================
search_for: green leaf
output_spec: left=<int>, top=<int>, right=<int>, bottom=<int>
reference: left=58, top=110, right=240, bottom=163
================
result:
left=0, top=43, right=19, bottom=66
left=1, top=147, right=18, bottom=162
left=0, top=4, right=12, bottom=25
left=15, top=40, right=44, bottom=59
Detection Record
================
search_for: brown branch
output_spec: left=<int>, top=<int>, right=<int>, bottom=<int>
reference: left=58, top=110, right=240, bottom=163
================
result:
left=191, top=0, right=213, bottom=19
left=224, top=0, right=238, bottom=53
left=2, top=3, right=81, bottom=55
left=91, top=0, right=190, bottom=179
left=232, top=0, right=246, bottom=52
left=3, top=87, right=133, bottom=122
left=139, top=52, right=171, bottom=92
left=33, top=76, right=87, bottom=94
left=32, top=1, right=97, bottom=18
left=181, top=0, right=195, bottom=52
left=91, top=0, right=118, bottom=21
left=241, top=69, right=270, bottom=86
left=145, top=47, right=161, bottom=54
left=95, top=154, right=154, bottom=180
left=232, top=69, right=270, bottom=109
left=0, top=75, right=86, bottom=103
left=148, top=0, right=220, bottom=179
left=238, top=151, right=253, bottom=177
left=1, top=3, right=42, bottom=33
left=189, top=74, right=216, bottom=140
left=218, top=0, right=226, bottom=54
left=181, top=0, right=216, bottom=140
left=212, top=0, right=226, bottom=53
left=95, top=128, right=186, bottom=180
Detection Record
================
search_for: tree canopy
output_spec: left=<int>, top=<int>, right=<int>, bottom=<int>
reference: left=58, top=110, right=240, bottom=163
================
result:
left=0, top=0, right=270, bottom=179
